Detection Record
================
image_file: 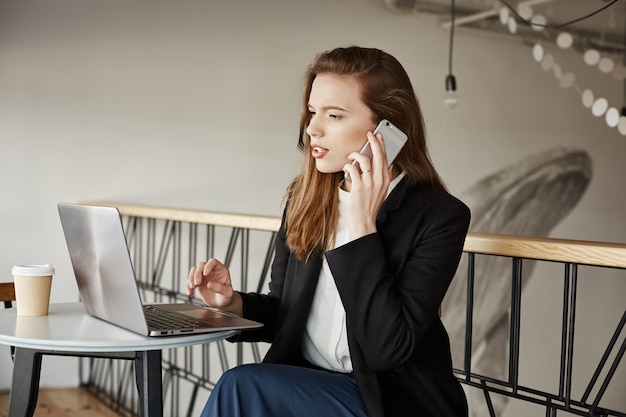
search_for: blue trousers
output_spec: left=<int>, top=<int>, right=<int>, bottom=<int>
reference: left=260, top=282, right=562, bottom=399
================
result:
left=200, top=363, right=368, bottom=417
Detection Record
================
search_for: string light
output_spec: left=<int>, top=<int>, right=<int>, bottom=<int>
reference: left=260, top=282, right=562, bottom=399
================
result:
left=497, top=0, right=626, bottom=136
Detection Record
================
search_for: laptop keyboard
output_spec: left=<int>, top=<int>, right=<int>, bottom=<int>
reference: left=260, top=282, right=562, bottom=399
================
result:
left=143, top=305, right=205, bottom=330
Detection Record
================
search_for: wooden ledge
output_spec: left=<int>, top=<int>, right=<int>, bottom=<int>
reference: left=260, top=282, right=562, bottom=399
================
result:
left=81, top=202, right=626, bottom=269
left=464, top=232, right=626, bottom=268
left=80, top=202, right=282, bottom=232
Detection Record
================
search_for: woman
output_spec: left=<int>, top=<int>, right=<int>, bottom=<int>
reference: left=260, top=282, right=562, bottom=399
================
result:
left=187, top=46, right=470, bottom=417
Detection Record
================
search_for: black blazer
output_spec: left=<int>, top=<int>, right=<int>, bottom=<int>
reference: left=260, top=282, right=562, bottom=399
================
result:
left=235, top=178, right=471, bottom=417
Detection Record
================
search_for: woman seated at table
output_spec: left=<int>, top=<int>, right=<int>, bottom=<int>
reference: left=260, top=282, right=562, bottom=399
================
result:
left=187, top=45, right=471, bottom=417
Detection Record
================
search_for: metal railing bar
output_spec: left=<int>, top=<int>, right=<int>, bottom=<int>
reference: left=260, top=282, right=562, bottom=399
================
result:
left=148, top=218, right=156, bottom=289
left=509, top=257, right=523, bottom=392
left=123, top=216, right=135, bottom=244
left=467, top=379, right=524, bottom=404
left=186, top=382, right=201, bottom=417
left=116, top=361, right=133, bottom=411
left=461, top=377, right=624, bottom=417
left=565, top=265, right=579, bottom=408
left=590, top=318, right=626, bottom=415
left=481, top=379, right=497, bottom=417
left=464, top=252, right=475, bottom=381
left=206, top=224, right=215, bottom=260
left=223, top=227, right=241, bottom=267
left=251, top=342, right=262, bottom=363
left=134, top=219, right=146, bottom=300
left=171, top=220, right=182, bottom=301
left=217, top=339, right=229, bottom=372
left=238, top=229, right=249, bottom=365
left=241, top=229, right=250, bottom=293
left=188, top=223, right=198, bottom=286
left=140, top=218, right=148, bottom=296
left=256, top=232, right=277, bottom=293
left=107, top=359, right=115, bottom=411
left=88, top=358, right=100, bottom=387
left=152, top=220, right=174, bottom=287
left=459, top=370, right=568, bottom=402
left=202, top=343, right=210, bottom=382
left=545, top=399, right=553, bottom=417
left=558, top=263, right=570, bottom=398
left=173, top=369, right=180, bottom=417
left=583, top=310, right=626, bottom=402
left=166, top=363, right=214, bottom=386
left=162, top=371, right=173, bottom=412
left=123, top=217, right=141, bottom=285
left=134, top=218, right=144, bottom=289
left=183, top=345, right=191, bottom=379
left=453, top=368, right=511, bottom=388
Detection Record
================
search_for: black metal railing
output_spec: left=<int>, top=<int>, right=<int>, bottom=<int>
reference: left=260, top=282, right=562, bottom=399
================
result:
left=78, top=203, right=626, bottom=417
left=449, top=234, right=626, bottom=417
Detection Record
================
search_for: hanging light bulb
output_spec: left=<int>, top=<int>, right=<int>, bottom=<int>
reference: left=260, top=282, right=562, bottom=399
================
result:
left=444, top=74, right=459, bottom=108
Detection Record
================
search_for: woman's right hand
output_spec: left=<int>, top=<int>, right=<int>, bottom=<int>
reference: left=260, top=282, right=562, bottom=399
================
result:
left=345, top=130, right=391, bottom=241
left=187, top=258, right=242, bottom=315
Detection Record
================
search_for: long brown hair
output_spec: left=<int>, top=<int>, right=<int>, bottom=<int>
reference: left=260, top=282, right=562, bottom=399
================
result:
left=285, top=46, right=445, bottom=261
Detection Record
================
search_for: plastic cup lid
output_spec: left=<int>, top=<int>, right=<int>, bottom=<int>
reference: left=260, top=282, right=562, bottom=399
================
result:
left=12, top=264, right=55, bottom=276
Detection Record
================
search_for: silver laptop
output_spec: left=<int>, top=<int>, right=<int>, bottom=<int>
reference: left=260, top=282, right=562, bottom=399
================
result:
left=57, top=202, right=263, bottom=337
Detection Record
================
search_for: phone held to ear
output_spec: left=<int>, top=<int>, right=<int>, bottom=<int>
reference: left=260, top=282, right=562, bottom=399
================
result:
left=345, top=119, right=408, bottom=182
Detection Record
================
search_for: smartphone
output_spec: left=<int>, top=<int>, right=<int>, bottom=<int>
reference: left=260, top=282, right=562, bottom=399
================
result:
left=345, top=119, right=408, bottom=182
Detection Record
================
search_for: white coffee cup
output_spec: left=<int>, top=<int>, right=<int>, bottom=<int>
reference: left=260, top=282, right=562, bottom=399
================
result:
left=12, top=264, right=55, bottom=316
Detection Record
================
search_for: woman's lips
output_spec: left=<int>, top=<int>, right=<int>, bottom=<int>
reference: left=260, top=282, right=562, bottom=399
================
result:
left=311, top=146, right=328, bottom=158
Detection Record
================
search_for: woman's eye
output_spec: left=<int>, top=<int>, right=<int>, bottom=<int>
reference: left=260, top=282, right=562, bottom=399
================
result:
left=329, top=113, right=340, bottom=119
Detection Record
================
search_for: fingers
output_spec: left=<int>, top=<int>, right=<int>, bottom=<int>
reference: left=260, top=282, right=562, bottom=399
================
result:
left=368, top=131, right=388, bottom=171
left=186, top=258, right=234, bottom=305
left=187, top=265, right=199, bottom=296
left=345, top=131, right=387, bottom=183
left=203, top=258, right=222, bottom=277
left=186, top=259, right=218, bottom=295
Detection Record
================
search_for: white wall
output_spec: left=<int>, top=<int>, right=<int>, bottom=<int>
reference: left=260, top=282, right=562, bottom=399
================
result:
left=1, top=0, right=624, bottom=414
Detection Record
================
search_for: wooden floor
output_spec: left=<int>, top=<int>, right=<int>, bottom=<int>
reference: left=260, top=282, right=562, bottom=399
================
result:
left=0, top=387, right=124, bottom=417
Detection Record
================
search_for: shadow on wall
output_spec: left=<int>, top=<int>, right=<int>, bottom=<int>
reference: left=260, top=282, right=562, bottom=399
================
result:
left=441, top=146, right=593, bottom=417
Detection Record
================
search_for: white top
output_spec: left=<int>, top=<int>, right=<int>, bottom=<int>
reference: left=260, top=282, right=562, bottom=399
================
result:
left=302, top=172, right=406, bottom=372
left=0, top=303, right=235, bottom=352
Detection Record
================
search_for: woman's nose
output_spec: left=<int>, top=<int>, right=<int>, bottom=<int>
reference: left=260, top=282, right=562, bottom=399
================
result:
left=306, top=117, right=321, bottom=138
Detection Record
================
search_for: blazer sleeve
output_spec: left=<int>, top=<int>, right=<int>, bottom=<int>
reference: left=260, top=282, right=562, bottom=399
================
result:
left=229, top=213, right=289, bottom=343
left=325, top=188, right=470, bottom=371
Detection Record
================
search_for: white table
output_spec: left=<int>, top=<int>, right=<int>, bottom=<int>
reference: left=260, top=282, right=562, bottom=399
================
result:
left=0, top=303, right=235, bottom=417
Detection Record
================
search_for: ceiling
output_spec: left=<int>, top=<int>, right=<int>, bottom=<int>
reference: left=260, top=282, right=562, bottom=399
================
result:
left=385, top=0, right=625, bottom=53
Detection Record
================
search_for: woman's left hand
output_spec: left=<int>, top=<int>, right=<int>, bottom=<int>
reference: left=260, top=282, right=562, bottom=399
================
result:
left=344, top=130, right=392, bottom=240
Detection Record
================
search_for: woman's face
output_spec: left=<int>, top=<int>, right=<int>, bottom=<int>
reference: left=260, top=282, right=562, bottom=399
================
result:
left=306, top=74, right=376, bottom=174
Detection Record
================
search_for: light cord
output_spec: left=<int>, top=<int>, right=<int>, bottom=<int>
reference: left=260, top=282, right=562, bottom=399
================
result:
left=622, top=0, right=626, bottom=114
left=498, top=0, right=620, bottom=30
left=448, top=0, right=455, bottom=76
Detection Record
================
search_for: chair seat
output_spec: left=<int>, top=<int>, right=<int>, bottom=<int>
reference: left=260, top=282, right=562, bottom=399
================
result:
left=1, top=282, right=16, bottom=307
left=1, top=281, right=16, bottom=361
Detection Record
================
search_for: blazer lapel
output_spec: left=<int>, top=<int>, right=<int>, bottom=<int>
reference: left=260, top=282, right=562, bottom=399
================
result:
left=377, top=176, right=408, bottom=224
left=289, top=253, right=323, bottom=309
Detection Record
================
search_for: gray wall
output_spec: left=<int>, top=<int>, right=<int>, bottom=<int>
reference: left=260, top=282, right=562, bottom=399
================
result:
left=1, top=0, right=624, bottom=414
